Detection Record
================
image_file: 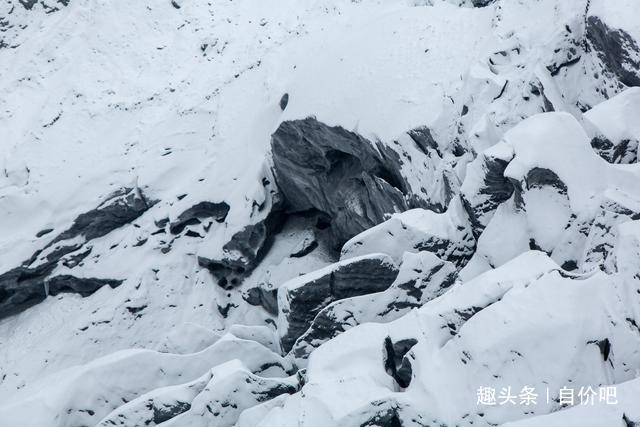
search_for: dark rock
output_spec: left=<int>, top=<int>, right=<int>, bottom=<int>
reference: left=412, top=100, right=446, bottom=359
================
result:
left=289, top=233, right=318, bottom=258
left=383, top=337, right=417, bottom=388
left=155, top=217, right=170, bottom=228
left=547, top=55, right=581, bottom=76
left=46, top=275, right=122, bottom=297
left=153, top=401, right=191, bottom=424
left=0, top=188, right=152, bottom=318
left=61, top=246, right=92, bottom=269
left=169, top=201, right=230, bottom=235
left=53, top=187, right=153, bottom=243
left=591, top=136, right=638, bottom=164
left=407, top=127, right=440, bottom=157
left=360, top=407, right=403, bottom=427
left=278, top=254, right=398, bottom=353
left=586, top=16, right=640, bottom=87
left=471, top=0, right=496, bottom=6
left=184, top=230, right=203, bottom=238
left=244, top=284, right=278, bottom=315
left=0, top=264, right=54, bottom=319
left=199, top=209, right=286, bottom=289
left=561, top=260, right=578, bottom=271
left=344, top=399, right=425, bottom=427
left=623, top=413, right=640, bottom=427
left=525, top=167, right=568, bottom=193
left=583, top=197, right=640, bottom=273
left=461, top=154, right=514, bottom=239
left=19, top=0, right=38, bottom=10
left=291, top=252, right=456, bottom=359
left=36, top=228, right=54, bottom=238
left=587, top=338, right=611, bottom=362
left=279, top=93, right=289, bottom=111
left=271, top=118, right=408, bottom=249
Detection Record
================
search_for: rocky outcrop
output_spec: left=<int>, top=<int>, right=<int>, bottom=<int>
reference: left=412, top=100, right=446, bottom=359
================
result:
left=271, top=118, right=408, bottom=249
left=290, top=252, right=456, bottom=360
left=0, top=264, right=56, bottom=319
left=586, top=16, right=640, bottom=87
left=169, top=201, right=230, bottom=235
left=590, top=136, right=638, bottom=164
left=51, top=187, right=152, bottom=244
left=243, top=284, right=278, bottom=315
left=198, top=209, right=286, bottom=289
left=383, top=336, right=417, bottom=388
left=46, top=275, right=122, bottom=297
left=0, top=187, right=152, bottom=318
left=277, top=254, right=399, bottom=353
left=460, top=145, right=515, bottom=237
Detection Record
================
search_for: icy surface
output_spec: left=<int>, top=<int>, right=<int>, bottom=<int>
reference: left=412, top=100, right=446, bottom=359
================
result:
left=1, top=0, right=640, bottom=425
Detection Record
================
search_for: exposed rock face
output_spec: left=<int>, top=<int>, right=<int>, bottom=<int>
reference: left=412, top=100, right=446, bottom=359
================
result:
left=52, top=187, right=152, bottom=244
left=271, top=118, right=408, bottom=248
left=383, top=336, right=417, bottom=388
left=460, top=145, right=515, bottom=238
left=586, top=16, right=640, bottom=87
left=277, top=254, right=399, bottom=353
left=169, top=201, right=230, bottom=235
left=199, top=209, right=286, bottom=289
left=0, top=264, right=56, bottom=319
left=243, top=284, right=278, bottom=315
left=290, top=252, right=456, bottom=361
left=590, top=136, right=638, bottom=164
left=46, top=275, right=122, bottom=297
left=4, top=1, right=640, bottom=425
left=0, top=187, right=152, bottom=318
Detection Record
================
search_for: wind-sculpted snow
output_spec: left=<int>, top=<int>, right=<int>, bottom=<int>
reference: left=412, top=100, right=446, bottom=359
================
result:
left=1, top=0, right=640, bottom=425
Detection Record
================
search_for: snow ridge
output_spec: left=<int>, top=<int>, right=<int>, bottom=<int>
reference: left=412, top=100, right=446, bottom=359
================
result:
left=1, top=0, right=640, bottom=426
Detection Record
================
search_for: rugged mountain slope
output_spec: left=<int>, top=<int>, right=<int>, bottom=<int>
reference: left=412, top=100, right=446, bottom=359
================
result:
left=0, top=0, right=639, bottom=425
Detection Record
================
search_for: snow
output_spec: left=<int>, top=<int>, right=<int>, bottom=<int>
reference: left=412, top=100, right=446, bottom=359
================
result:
left=1, top=0, right=640, bottom=425
left=584, top=86, right=640, bottom=143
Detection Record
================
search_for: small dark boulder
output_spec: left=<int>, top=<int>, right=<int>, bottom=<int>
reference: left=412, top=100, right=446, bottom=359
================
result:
left=169, top=201, right=230, bottom=235
left=279, top=93, right=289, bottom=111
left=243, top=284, right=278, bottom=315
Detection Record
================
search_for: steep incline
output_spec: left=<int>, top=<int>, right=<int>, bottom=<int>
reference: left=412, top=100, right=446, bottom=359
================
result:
left=0, top=0, right=639, bottom=425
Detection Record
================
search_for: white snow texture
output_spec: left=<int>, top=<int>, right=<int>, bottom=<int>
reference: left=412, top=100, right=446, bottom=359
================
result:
left=1, top=0, right=640, bottom=426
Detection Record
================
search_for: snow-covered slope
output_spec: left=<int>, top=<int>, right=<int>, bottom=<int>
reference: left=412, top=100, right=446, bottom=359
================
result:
left=1, top=0, right=639, bottom=425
